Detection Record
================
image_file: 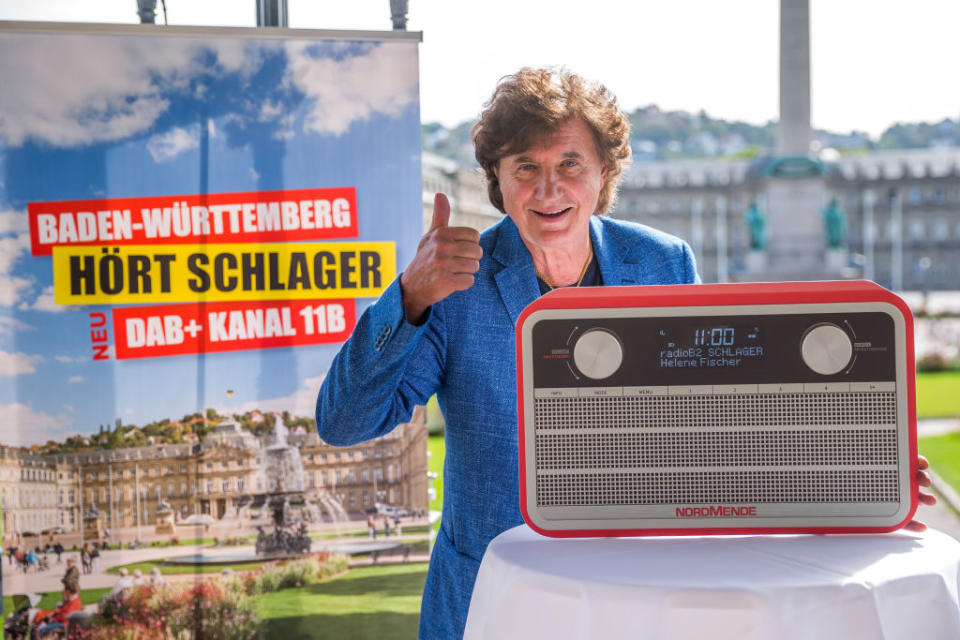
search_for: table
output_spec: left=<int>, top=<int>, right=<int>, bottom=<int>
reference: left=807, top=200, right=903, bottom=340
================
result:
left=464, top=525, right=960, bottom=640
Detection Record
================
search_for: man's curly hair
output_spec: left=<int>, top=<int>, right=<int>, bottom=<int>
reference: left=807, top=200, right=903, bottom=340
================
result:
left=472, top=67, right=632, bottom=216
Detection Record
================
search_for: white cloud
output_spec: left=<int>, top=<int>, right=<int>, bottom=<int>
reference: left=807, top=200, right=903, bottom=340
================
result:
left=274, top=113, right=296, bottom=140
left=20, top=286, right=66, bottom=313
left=258, top=100, right=284, bottom=122
left=0, top=316, right=35, bottom=335
left=0, top=403, right=71, bottom=447
left=284, top=42, right=419, bottom=136
left=213, top=39, right=271, bottom=74
left=0, top=233, right=29, bottom=273
left=223, top=374, right=325, bottom=419
left=0, top=276, right=32, bottom=307
left=68, top=375, right=84, bottom=383
left=0, top=35, right=271, bottom=148
left=0, top=208, right=29, bottom=234
left=0, top=233, right=33, bottom=307
left=0, top=350, right=43, bottom=376
left=146, top=125, right=200, bottom=162
left=55, top=355, right=84, bottom=364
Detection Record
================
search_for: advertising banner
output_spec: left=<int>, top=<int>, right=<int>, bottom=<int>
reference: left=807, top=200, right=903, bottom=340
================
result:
left=0, top=22, right=425, bottom=637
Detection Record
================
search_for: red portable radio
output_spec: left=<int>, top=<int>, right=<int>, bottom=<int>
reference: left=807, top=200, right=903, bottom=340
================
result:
left=516, top=281, right=918, bottom=537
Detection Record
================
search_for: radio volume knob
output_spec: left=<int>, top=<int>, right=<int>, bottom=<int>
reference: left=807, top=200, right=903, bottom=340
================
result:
left=800, top=323, right=853, bottom=375
left=573, top=329, right=623, bottom=380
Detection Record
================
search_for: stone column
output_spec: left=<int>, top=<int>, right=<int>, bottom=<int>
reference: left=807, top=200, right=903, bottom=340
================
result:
left=747, top=0, right=843, bottom=281
left=779, top=0, right=812, bottom=156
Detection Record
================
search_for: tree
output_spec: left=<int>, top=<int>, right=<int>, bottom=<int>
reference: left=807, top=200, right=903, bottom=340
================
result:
left=106, top=430, right=124, bottom=450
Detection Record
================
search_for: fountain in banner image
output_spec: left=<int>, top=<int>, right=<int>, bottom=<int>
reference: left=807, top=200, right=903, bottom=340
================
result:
left=255, top=417, right=312, bottom=557
left=155, top=498, right=176, bottom=535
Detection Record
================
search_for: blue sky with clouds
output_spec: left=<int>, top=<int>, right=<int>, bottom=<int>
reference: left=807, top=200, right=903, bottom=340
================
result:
left=0, top=26, right=422, bottom=446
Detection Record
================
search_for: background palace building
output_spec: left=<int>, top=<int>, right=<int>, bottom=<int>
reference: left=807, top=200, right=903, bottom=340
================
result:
left=1, top=410, right=428, bottom=541
left=425, top=147, right=960, bottom=293
left=423, top=1, right=960, bottom=295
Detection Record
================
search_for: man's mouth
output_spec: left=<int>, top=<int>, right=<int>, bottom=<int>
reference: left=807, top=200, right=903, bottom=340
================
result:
left=532, top=207, right=572, bottom=218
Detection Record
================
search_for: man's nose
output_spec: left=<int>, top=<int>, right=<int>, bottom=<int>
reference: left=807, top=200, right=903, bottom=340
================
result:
left=534, top=169, right=562, bottom=200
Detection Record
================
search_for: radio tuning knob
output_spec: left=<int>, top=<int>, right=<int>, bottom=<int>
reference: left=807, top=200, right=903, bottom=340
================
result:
left=573, top=329, right=623, bottom=379
left=800, top=323, right=853, bottom=375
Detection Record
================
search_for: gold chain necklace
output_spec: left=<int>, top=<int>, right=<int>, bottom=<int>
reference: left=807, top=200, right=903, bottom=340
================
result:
left=535, top=246, right=594, bottom=290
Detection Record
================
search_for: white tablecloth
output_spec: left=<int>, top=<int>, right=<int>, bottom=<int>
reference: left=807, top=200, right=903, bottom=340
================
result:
left=464, top=525, right=960, bottom=640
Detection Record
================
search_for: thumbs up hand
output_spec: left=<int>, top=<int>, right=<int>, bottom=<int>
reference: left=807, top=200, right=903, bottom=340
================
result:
left=400, top=193, right=483, bottom=325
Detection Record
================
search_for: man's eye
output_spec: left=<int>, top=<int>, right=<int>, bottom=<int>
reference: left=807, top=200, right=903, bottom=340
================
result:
left=562, top=160, right=579, bottom=168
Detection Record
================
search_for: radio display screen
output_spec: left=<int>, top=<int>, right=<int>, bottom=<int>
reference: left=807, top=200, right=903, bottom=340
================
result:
left=659, top=322, right=765, bottom=370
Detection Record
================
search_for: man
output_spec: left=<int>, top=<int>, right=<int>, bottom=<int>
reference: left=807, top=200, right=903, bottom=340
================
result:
left=318, top=67, right=697, bottom=638
left=316, top=68, right=935, bottom=639
left=80, top=544, right=90, bottom=574
left=32, top=586, right=82, bottom=639
left=89, top=545, right=100, bottom=574
left=61, top=557, right=80, bottom=594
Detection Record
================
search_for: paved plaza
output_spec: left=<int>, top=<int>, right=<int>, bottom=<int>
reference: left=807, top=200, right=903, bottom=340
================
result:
left=2, top=516, right=433, bottom=598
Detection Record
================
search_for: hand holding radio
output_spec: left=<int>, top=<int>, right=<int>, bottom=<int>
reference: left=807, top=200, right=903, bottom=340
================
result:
left=400, top=192, right=483, bottom=325
left=905, top=454, right=937, bottom=532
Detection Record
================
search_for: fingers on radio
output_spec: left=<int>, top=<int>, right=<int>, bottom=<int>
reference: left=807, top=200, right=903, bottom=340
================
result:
left=903, top=520, right=927, bottom=533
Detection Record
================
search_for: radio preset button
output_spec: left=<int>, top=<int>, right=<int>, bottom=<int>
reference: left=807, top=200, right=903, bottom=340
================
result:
left=573, top=329, right=623, bottom=380
left=801, top=323, right=853, bottom=375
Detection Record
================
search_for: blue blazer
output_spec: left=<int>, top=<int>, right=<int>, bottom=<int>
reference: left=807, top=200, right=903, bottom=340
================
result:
left=316, top=214, right=698, bottom=639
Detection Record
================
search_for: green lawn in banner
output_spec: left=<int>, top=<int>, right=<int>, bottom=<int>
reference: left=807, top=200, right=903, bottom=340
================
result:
left=916, top=371, right=960, bottom=418
left=2, top=587, right=111, bottom=615
left=314, top=524, right=431, bottom=540
left=1, top=564, right=428, bottom=639
left=258, top=562, right=428, bottom=639
left=66, top=537, right=215, bottom=552
left=107, top=560, right=267, bottom=575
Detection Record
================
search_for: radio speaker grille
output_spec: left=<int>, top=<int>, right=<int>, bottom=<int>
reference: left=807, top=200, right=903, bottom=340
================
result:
left=535, top=429, right=898, bottom=469
left=534, top=392, right=896, bottom=430
left=533, top=391, right=899, bottom=508
left=536, top=469, right=900, bottom=506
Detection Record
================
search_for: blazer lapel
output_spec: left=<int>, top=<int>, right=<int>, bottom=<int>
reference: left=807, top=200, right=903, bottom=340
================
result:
left=491, top=219, right=541, bottom=325
left=591, top=216, right=642, bottom=286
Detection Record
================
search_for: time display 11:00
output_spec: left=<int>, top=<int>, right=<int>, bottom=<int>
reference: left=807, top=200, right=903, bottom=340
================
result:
left=694, top=327, right=735, bottom=346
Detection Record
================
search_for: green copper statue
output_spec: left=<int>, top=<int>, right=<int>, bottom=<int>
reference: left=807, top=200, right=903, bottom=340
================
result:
left=745, top=201, right=767, bottom=251
left=822, top=197, right=847, bottom=249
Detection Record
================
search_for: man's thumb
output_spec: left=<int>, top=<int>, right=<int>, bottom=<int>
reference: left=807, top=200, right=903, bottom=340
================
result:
left=430, top=192, right=451, bottom=231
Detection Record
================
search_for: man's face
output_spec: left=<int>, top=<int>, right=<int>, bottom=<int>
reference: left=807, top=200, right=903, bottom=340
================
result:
left=495, top=118, right=606, bottom=254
